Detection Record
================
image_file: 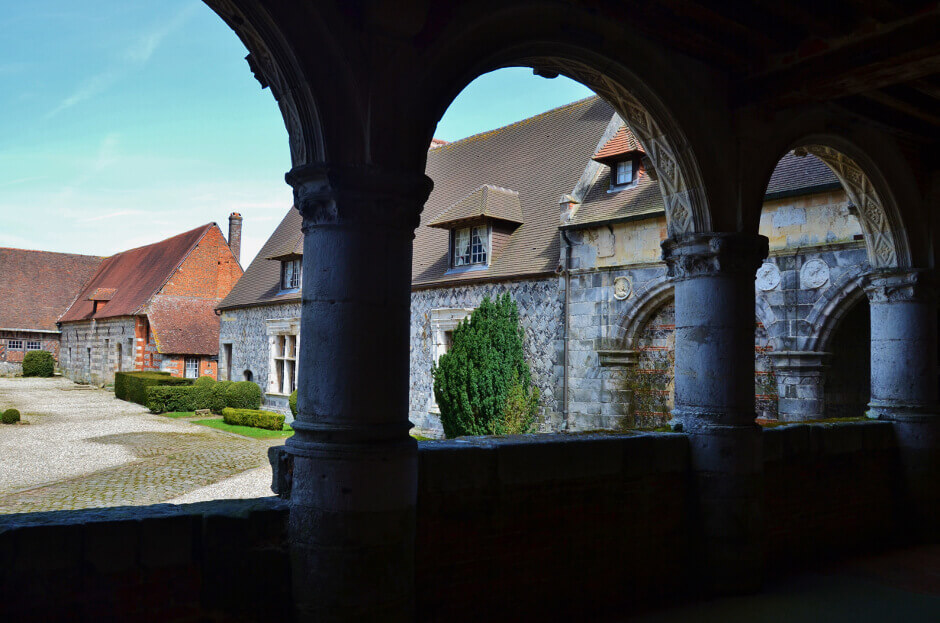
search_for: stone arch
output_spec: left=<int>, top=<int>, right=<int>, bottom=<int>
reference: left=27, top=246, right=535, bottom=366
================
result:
left=804, top=267, right=868, bottom=353
left=202, top=0, right=325, bottom=166
left=421, top=38, right=713, bottom=236
left=613, top=276, right=674, bottom=349
left=754, top=294, right=779, bottom=349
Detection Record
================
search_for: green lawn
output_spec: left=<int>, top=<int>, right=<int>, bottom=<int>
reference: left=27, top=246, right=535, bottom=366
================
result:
left=162, top=411, right=197, bottom=419
left=192, top=418, right=294, bottom=439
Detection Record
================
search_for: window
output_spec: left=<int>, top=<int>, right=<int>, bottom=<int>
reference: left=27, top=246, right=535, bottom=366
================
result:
left=427, top=308, right=474, bottom=412
left=8, top=339, right=23, bottom=350
left=185, top=357, right=199, bottom=379
left=273, top=334, right=298, bottom=395
left=452, top=226, right=488, bottom=267
left=26, top=341, right=41, bottom=350
left=612, top=159, right=635, bottom=187
left=281, top=259, right=302, bottom=290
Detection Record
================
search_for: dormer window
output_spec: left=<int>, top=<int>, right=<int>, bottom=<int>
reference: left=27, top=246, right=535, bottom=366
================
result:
left=452, top=225, right=489, bottom=267
left=281, top=258, right=301, bottom=290
left=613, top=159, right=635, bottom=187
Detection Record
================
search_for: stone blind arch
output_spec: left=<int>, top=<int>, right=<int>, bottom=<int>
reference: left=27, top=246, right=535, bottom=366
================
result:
left=613, top=276, right=674, bottom=350
left=203, top=0, right=325, bottom=166
left=803, top=267, right=868, bottom=353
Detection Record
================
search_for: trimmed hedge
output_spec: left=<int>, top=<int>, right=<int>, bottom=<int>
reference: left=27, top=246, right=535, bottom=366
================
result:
left=2, top=408, right=20, bottom=425
left=289, top=390, right=297, bottom=417
left=115, top=371, right=192, bottom=406
left=147, top=386, right=198, bottom=413
left=222, top=407, right=285, bottom=431
left=22, top=350, right=55, bottom=377
left=146, top=378, right=255, bottom=414
left=225, top=381, right=262, bottom=410
left=193, top=375, right=216, bottom=387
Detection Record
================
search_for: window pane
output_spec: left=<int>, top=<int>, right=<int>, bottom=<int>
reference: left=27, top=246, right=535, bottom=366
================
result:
left=26, top=341, right=41, bottom=350
left=470, top=227, right=487, bottom=264
left=615, top=160, right=634, bottom=185
left=8, top=339, right=22, bottom=350
left=454, top=228, right=471, bottom=266
left=290, top=260, right=301, bottom=288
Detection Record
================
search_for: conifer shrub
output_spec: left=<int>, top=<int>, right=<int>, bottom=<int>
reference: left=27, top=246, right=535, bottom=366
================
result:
left=222, top=407, right=285, bottom=431
left=224, top=381, right=262, bottom=410
left=433, top=293, right=540, bottom=437
left=21, top=350, right=55, bottom=377
left=289, top=390, right=298, bottom=417
left=2, top=408, right=20, bottom=424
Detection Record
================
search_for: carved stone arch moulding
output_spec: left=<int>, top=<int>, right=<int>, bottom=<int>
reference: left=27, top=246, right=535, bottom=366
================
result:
left=205, top=0, right=323, bottom=166
left=795, top=145, right=900, bottom=269
left=519, top=57, right=706, bottom=237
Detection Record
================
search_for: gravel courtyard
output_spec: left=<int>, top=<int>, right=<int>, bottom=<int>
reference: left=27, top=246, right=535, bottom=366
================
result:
left=0, top=377, right=278, bottom=514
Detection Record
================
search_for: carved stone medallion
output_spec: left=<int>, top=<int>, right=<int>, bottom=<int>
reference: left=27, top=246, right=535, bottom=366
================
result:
left=613, top=276, right=633, bottom=300
left=755, top=263, right=781, bottom=291
left=800, top=259, right=830, bottom=289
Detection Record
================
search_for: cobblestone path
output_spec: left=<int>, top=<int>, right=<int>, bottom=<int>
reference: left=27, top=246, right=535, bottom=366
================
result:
left=0, top=377, right=279, bottom=513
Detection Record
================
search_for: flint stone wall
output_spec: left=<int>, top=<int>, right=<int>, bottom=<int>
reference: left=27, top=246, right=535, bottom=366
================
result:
left=219, top=302, right=301, bottom=415
left=409, top=277, right=563, bottom=435
left=60, top=318, right=137, bottom=386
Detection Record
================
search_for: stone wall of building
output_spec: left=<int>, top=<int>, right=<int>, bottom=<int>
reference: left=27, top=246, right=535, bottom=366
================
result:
left=410, top=277, right=563, bottom=435
left=60, top=318, right=138, bottom=386
left=219, top=302, right=301, bottom=415
left=0, top=330, right=59, bottom=376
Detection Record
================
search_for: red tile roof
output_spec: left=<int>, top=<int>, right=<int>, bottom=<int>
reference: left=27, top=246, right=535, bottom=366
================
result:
left=0, top=248, right=103, bottom=332
left=147, top=295, right=221, bottom=355
left=59, top=225, right=213, bottom=323
left=87, top=287, right=116, bottom=301
left=592, top=125, right=644, bottom=162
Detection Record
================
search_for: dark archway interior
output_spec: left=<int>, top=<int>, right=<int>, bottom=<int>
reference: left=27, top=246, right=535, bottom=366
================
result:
left=825, top=300, right=871, bottom=418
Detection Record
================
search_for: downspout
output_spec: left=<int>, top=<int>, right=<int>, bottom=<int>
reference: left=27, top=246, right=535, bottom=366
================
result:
left=560, top=229, right=573, bottom=429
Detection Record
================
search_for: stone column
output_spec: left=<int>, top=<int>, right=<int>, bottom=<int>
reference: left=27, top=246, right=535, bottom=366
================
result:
left=864, top=269, right=939, bottom=538
left=768, top=351, right=829, bottom=421
left=662, top=232, right=768, bottom=594
left=285, top=163, right=432, bottom=622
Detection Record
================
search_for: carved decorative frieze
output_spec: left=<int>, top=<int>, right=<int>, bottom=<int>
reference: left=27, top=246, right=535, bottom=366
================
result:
left=661, top=233, right=768, bottom=281
left=795, top=145, right=899, bottom=269
left=287, top=164, right=433, bottom=231
left=863, top=269, right=936, bottom=304
left=522, top=57, right=702, bottom=236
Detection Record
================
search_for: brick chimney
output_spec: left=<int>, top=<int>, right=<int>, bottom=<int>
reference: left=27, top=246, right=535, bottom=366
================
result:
left=228, top=212, right=243, bottom=264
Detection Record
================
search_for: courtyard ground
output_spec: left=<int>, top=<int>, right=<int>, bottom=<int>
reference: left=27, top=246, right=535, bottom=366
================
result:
left=0, top=377, right=277, bottom=514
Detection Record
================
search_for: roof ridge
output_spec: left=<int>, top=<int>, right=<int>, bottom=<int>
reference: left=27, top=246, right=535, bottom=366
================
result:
left=107, top=223, right=214, bottom=258
left=0, top=247, right=104, bottom=259
left=432, top=95, right=600, bottom=152
left=481, top=184, right=519, bottom=195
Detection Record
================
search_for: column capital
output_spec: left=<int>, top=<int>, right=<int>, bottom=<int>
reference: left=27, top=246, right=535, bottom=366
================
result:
left=286, top=163, right=433, bottom=231
left=661, top=232, right=768, bottom=281
left=863, top=269, right=936, bottom=304
left=767, top=350, right=830, bottom=372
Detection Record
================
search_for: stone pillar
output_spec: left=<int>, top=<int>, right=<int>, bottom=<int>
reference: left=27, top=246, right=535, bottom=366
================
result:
left=662, top=232, right=768, bottom=594
left=768, top=351, right=829, bottom=421
left=864, top=269, right=939, bottom=538
left=285, top=163, right=432, bottom=622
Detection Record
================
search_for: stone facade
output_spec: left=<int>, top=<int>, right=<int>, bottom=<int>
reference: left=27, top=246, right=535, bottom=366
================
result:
left=219, top=302, right=301, bottom=416
left=409, top=277, right=563, bottom=435
left=60, top=318, right=137, bottom=386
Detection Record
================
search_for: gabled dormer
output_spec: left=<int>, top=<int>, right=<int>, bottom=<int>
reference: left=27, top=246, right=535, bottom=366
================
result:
left=427, top=184, right=524, bottom=273
left=592, top=126, right=645, bottom=192
left=87, top=287, right=116, bottom=315
left=265, top=230, right=304, bottom=293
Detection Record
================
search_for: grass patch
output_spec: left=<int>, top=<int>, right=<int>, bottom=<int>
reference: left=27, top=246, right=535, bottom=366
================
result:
left=411, top=434, right=433, bottom=441
left=162, top=411, right=198, bottom=419
left=192, top=418, right=293, bottom=439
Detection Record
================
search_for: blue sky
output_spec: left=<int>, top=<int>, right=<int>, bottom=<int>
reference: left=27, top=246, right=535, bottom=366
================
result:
left=0, top=1, right=593, bottom=265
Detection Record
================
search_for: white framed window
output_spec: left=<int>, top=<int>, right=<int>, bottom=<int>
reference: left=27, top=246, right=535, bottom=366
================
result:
left=427, top=308, right=474, bottom=413
left=8, top=339, right=23, bottom=350
left=452, top=225, right=489, bottom=267
left=612, top=159, right=635, bottom=187
left=185, top=357, right=199, bottom=379
left=26, top=341, right=41, bottom=350
left=281, top=259, right=302, bottom=290
left=266, top=317, right=301, bottom=396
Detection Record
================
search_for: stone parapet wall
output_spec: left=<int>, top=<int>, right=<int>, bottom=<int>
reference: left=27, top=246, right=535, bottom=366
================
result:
left=410, top=278, right=563, bottom=435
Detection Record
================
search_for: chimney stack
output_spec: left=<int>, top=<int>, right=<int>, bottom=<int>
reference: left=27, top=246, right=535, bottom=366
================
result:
left=228, top=212, right=243, bottom=264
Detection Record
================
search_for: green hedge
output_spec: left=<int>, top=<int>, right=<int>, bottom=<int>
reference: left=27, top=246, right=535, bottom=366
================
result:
left=115, top=371, right=193, bottom=406
left=22, top=350, right=55, bottom=377
left=289, top=390, right=297, bottom=417
left=2, top=408, right=20, bottom=424
left=222, top=407, right=285, bottom=431
left=147, top=378, right=258, bottom=414
left=225, top=381, right=262, bottom=410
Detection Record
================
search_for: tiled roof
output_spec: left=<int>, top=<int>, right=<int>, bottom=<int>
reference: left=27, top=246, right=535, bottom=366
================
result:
left=427, top=185, right=524, bottom=228
left=430, top=138, right=449, bottom=149
left=60, top=225, right=213, bottom=322
left=766, top=151, right=839, bottom=196
left=567, top=141, right=841, bottom=229
left=0, top=248, right=103, bottom=332
left=217, top=207, right=303, bottom=310
left=147, top=295, right=221, bottom=355
left=87, top=288, right=116, bottom=301
left=414, top=96, right=614, bottom=286
left=264, top=229, right=303, bottom=261
left=592, top=125, right=644, bottom=162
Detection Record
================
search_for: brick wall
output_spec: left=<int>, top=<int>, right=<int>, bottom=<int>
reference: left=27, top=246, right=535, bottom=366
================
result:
left=0, top=330, right=59, bottom=375
left=161, top=227, right=243, bottom=299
